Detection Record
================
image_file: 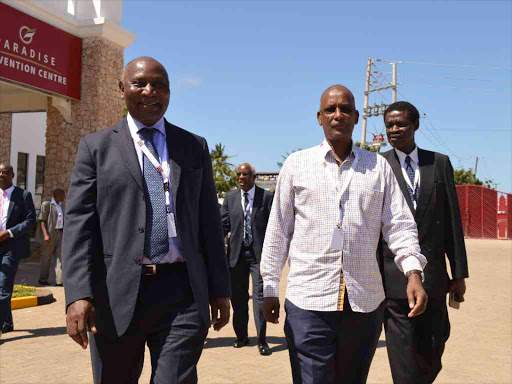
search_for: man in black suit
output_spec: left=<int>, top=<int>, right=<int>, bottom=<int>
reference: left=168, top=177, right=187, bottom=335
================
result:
left=62, top=56, right=231, bottom=384
left=221, top=163, right=273, bottom=356
left=379, top=101, right=469, bottom=383
left=0, top=163, right=36, bottom=338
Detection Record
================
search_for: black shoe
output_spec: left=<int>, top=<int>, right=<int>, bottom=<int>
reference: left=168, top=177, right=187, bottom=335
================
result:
left=55, top=283, right=63, bottom=287
left=38, top=280, right=49, bottom=286
left=258, top=341, right=271, bottom=356
left=233, top=336, right=249, bottom=348
left=1, top=325, right=13, bottom=334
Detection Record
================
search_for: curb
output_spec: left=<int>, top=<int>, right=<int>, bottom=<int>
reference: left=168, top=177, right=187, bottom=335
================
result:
left=12, top=289, right=55, bottom=310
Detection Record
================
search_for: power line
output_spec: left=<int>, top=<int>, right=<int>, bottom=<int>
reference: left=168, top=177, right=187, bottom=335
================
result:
left=401, top=83, right=508, bottom=92
left=398, top=60, right=512, bottom=71
left=436, top=129, right=512, bottom=132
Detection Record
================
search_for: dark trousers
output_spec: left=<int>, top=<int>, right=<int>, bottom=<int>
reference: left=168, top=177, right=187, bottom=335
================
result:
left=384, top=297, right=450, bottom=384
left=0, top=249, right=19, bottom=330
left=284, top=295, right=384, bottom=384
left=89, top=264, right=208, bottom=384
left=230, top=247, right=266, bottom=342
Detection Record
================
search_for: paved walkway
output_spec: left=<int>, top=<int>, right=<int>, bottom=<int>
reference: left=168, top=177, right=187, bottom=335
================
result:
left=1, top=239, right=511, bottom=383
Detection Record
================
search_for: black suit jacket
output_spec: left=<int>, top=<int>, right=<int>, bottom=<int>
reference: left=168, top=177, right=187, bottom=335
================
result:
left=221, top=186, right=273, bottom=268
left=379, top=148, right=469, bottom=298
left=62, top=118, right=231, bottom=337
left=1, top=187, right=35, bottom=259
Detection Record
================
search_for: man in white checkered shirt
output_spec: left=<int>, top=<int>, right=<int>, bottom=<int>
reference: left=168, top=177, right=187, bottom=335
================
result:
left=261, top=85, right=428, bottom=384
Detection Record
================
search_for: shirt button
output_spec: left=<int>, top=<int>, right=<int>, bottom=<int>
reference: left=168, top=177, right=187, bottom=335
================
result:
left=135, top=258, right=142, bottom=266
left=138, top=227, right=145, bottom=233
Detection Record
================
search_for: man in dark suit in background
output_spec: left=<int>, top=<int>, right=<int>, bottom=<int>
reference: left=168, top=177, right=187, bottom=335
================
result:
left=221, top=163, right=273, bottom=356
left=379, top=101, right=469, bottom=384
left=0, top=163, right=36, bottom=338
left=63, top=56, right=231, bottom=384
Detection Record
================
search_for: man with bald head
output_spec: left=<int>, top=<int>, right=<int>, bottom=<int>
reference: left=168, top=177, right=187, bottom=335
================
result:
left=0, top=163, right=35, bottom=338
left=261, top=85, right=428, bottom=383
left=62, top=56, right=231, bottom=383
left=221, top=163, right=273, bottom=355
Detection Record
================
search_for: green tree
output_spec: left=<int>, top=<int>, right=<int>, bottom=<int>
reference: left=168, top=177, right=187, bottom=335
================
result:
left=454, top=168, right=495, bottom=189
left=210, top=143, right=237, bottom=198
left=277, top=148, right=303, bottom=168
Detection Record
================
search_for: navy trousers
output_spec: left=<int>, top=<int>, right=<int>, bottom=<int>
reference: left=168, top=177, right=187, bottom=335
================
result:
left=284, top=295, right=385, bottom=384
left=230, top=247, right=266, bottom=342
left=89, top=264, right=208, bottom=384
left=0, top=249, right=18, bottom=330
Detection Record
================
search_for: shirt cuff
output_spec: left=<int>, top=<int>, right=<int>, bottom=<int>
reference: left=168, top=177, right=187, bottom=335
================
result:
left=401, top=256, right=424, bottom=275
left=7, top=230, right=13, bottom=238
left=263, top=281, right=280, bottom=298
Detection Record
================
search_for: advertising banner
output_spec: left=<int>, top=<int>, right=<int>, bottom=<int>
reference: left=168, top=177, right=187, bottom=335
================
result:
left=0, top=2, right=82, bottom=100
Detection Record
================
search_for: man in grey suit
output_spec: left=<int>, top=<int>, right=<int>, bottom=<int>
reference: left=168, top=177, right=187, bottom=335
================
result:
left=0, top=163, right=36, bottom=338
left=221, top=163, right=273, bottom=355
left=37, top=188, right=65, bottom=287
left=62, top=56, right=231, bottom=384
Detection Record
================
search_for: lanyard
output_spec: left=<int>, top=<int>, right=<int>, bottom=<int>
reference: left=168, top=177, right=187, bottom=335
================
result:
left=325, top=150, right=359, bottom=227
left=135, top=138, right=171, bottom=207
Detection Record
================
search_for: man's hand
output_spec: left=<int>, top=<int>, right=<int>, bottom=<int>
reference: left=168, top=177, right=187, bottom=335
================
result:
left=449, top=278, right=466, bottom=301
left=262, top=297, right=280, bottom=324
left=406, top=273, right=428, bottom=318
left=66, top=299, right=97, bottom=349
left=0, top=230, right=10, bottom=243
left=43, top=234, right=50, bottom=244
left=209, top=296, right=230, bottom=331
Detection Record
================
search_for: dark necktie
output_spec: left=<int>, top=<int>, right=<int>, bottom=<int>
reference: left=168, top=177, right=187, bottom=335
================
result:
left=243, top=192, right=253, bottom=246
left=139, top=128, right=169, bottom=263
left=405, top=155, right=417, bottom=203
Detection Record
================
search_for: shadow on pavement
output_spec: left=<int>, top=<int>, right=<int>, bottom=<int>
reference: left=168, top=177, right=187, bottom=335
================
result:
left=0, top=326, right=67, bottom=344
left=204, top=335, right=288, bottom=353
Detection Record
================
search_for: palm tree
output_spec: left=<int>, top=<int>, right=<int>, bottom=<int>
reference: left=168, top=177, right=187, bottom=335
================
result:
left=210, top=143, right=237, bottom=198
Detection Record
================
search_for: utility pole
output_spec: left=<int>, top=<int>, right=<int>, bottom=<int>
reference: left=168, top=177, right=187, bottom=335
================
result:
left=361, top=58, right=372, bottom=146
left=361, top=58, right=399, bottom=145
left=474, top=157, right=479, bottom=177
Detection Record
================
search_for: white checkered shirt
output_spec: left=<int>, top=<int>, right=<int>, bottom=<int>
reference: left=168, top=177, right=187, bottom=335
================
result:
left=261, top=140, right=427, bottom=313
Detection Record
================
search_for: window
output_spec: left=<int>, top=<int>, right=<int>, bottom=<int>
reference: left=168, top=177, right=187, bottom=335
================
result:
left=35, top=155, right=45, bottom=196
left=16, top=152, right=28, bottom=190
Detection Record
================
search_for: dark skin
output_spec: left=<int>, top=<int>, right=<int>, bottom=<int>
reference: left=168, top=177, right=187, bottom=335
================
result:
left=236, top=164, right=256, bottom=192
left=385, top=109, right=466, bottom=300
left=66, top=57, right=230, bottom=350
left=0, top=164, right=14, bottom=243
left=263, top=86, right=428, bottom=324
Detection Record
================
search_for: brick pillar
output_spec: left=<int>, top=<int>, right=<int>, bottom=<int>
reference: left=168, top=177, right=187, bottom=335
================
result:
left=43, top=37, right=125, bottom=200
left=0, top=113, right=12, bottom=164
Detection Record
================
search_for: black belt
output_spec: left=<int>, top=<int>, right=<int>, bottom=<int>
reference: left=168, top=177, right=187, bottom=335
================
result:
left=55, top=228, right=63, bottom=232
left=141, top=263, right=186, bottom=276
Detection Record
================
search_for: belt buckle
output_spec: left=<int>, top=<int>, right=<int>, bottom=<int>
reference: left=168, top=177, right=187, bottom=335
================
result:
left=143, top=265, right=157, bottom=275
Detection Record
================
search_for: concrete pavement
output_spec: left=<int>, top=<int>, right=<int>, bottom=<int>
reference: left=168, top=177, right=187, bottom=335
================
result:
left=0, top=239, right=510, bottom=383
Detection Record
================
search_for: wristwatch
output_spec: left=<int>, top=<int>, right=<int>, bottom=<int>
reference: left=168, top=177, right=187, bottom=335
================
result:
left=405, top=269, right=425, bottom=283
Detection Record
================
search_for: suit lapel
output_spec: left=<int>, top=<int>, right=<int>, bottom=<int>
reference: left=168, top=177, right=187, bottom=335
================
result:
left=112, top=118, right=144, bottom=191
left=165, top=121, right=181, bottom=210
left=388, top=150, right=415, bottom=214
left=251, top=186, right=263, bottom=223
left=415, top=149, right=435, bottom=224
left=6, top=187, right=18, bottom=223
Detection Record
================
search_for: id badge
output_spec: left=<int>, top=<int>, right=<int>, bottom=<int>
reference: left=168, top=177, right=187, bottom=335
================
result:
left=167, top=212, right=177, bottom=238
left=330, top=226, right=344, bottom=250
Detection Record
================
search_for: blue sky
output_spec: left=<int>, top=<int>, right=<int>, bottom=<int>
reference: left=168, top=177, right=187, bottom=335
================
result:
left=122, top=1, right=511, bottom=192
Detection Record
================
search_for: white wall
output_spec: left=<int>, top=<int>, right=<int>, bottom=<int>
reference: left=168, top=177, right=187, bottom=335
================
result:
left=10, top=112, right=46, bottom=208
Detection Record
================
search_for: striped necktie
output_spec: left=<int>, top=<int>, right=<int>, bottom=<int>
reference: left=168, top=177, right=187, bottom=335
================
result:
left=243, top=192, right=253, bottom=246
left=405, top=155, right=417, bottom=203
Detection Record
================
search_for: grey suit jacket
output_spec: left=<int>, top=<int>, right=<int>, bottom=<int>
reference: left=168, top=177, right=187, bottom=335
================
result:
left=379, top=148, right=469, bottom=298
left=62, top=117, right=231, bottom=337
left=1, top=187, right=36, bottom=259
left=221, top=186, right=273, bottom=268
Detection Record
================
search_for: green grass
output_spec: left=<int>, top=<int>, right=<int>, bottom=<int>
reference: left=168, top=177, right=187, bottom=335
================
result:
left=13, top=284, right=37, bottom=298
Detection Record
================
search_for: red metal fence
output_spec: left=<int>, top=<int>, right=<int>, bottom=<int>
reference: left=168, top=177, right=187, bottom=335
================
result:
left=456, top=185, right=511, bottom=239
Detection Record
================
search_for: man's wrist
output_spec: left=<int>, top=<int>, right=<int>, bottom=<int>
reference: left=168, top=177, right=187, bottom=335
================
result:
left=406, top=269, right=424, bottom=283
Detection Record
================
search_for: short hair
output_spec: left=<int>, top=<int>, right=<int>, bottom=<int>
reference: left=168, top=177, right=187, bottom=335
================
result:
left=383, top=101, right=420, bottom=123
left=53, top=188, right=65, bottom=196
left=0, top=164, right=14, bottom=175
left=237, top=163, right=256, bottom=176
